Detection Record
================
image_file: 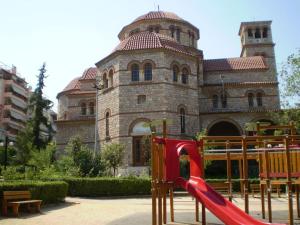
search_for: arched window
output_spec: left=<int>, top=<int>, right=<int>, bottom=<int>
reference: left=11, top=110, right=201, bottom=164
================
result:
left=131, top=64, right=139, bottom=81
left=248, top=28, right=253, bottom=37
left=109, top=70, right=113, bottom=87
left=257, top=92, right=263, bottom=107
left=170, top=26, right=175, bottom=38
left=180, top=108, right=186, bottom=134
left=191, top=33, right=195, bottom=46
left=221, top=94, right=227, bottom=108
left=173, top=65, right=179, bottom=82
left=182, top=68, right=188, bottom=84
left=81, top=103, right=87, bottom=115
left=248, top=93, right=254, bottom=107
left=103, top=73, right=108, bottom=88
left=105, top=111, right=110, bottom=137
left=263, top=27, right=268, bottom=38
left=89, top=102, right=94, bottom=115
left=144, top=63, right=152, bottom=81
left=148, top=26, right=153, bottom=32
left=212, top=95, right=218, bottom=108
left=255, top=28, right=261, bottom=38
left=176, top=28, right=181, bottom=42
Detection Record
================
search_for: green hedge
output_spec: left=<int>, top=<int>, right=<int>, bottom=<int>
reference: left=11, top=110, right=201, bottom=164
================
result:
left=64, top=177, right=151, bottom=197
left=0, top=181, right=68, bottom=204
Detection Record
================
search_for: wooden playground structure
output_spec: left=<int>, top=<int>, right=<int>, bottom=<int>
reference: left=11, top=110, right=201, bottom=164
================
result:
left=151, top=120, right=300, bottom=225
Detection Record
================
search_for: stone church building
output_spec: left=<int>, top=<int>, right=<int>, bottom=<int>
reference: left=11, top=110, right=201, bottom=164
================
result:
left=56, top=11, right=280, bottom=173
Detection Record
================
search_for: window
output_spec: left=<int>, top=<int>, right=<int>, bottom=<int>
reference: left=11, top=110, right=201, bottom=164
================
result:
left=154, top=26, right=160, bottom=33
left=191, top=33, right=195, bottom=46
left=81, top=103, right=87, bottom=115
left=180, top=108, right=186, bottom=134
left=182, top=68, right=188, bottom=84
left=176, top=28, right=181, bottom=42
left=134, top=138, right=142, bottom=164
left=255, top=28, right=261, bottom=38
left=248, top=93, right=254, bottom=107
left=89, top=102, right=94, bottom=115
left=109, top=70, right=113, bottom=87
left=103, top=73, right=108, bottom=88
left=137, top=95, right=146, bottom=104
left=257, top=92, right=263, bottom=106
left=105, top=112, right=110, bottom=137
left=144, top=63, right=152, bottom=81
left=221, top=94, right=227, bottom=108
left=148, top=26, right=154, bottom=32
left=212, top=95, right=218, bottom=108
left=247, top=28, right=253, bottom=37
left=170, top=26, right=175, bottom=38
left=173, top=65, right=179, bottom=82
left=262, top=27, right=268, bottom=38
left=131, top=64, right=139, bottom=81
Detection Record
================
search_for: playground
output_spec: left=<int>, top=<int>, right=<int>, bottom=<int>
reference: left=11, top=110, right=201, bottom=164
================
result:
left=151, top=121, right=300, bottom=225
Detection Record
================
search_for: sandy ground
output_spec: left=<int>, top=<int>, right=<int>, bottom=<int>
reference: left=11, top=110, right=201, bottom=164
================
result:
left=0, top=195, right=299, bottom=225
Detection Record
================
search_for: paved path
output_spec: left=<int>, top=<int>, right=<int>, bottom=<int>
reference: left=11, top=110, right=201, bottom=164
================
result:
left=0, top=196, right=299, bottom=225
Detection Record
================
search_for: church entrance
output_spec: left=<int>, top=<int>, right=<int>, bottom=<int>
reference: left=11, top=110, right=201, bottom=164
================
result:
left=208, top=121, right=241, bottom=136
left=206, top=120, right=241, bottom=177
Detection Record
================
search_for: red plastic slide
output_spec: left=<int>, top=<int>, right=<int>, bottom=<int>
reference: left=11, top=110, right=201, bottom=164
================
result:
left=176, top=176, right=285, bottom=225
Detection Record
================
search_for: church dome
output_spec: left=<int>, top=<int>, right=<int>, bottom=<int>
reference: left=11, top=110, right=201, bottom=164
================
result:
left=133, top=11, right=184, bottom=23
left=118, top=11, right=199, bottom=42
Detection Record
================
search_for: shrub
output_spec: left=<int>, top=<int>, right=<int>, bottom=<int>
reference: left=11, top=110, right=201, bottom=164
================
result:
left=0, top=180, right=68, bottom=204
left=101, top=144, right=124, bottom=176
left=64, top=177, right=150, bottom=197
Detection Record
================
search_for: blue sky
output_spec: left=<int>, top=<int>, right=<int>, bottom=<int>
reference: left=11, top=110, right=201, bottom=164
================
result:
left=0, top=0, right=299, bottom=111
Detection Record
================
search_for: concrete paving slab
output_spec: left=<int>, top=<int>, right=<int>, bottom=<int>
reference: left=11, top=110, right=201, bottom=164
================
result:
left=0, top=196, right=299, bottom=225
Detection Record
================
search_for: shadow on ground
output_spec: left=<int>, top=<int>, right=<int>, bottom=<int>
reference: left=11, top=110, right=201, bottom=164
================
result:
left=0, top=201, right=79, bottom=219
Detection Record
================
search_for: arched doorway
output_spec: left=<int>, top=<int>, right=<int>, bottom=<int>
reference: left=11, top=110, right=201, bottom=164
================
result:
left=131, top=121, right=151, bottom=166
left=208, top=121, right=241, bottom=136
left=207, top=120, right=241, bottom=177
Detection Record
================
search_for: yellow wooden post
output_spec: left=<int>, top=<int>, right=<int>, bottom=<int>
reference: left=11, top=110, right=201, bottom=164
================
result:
left=151, top=132, right=157, bottom=225
left=285, top=136, right=294, bottom=225
left=242, top=137, right=249, bottom=214
left=162, top=119, right=167, bottom=224
left=195, top=200, right=199, bottom=222
left=169, top=184, right=174, bottom=222
left=263, top=140, right=272, bottom=223
left=258, top=150, right=265, bottom=219
left=226, top=141, right=232, bottom=202
left=199, top=139, right=206, bottom=225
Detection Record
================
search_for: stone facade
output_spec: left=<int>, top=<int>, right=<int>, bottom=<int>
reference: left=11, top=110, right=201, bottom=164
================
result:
left=56, top=68, right=98, bottom=150
left=57, top=11, right=280, bottom=173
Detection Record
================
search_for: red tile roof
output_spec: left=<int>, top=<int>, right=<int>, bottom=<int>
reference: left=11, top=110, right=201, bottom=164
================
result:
left=62, top=77, right=80, bottom=92
left=80, top=67, right=98, bottom=80
left=203, top=56, right=268, bottom=72
left=133, top=11, right=183, bottom=23
left=114, top=31, right=194, bottom=56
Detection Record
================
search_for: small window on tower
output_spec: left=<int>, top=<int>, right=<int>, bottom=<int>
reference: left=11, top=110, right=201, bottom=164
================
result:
left=247, top=28, right=253, bottom=37
left=137, top=95, right=146, bottom=104
left=255, top=28, right=261, bottom=38
left=262, top=27, right=268, bottom=38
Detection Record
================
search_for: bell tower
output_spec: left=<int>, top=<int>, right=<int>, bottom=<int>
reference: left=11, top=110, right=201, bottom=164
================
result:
left=239, top=21, right=277, bottom=78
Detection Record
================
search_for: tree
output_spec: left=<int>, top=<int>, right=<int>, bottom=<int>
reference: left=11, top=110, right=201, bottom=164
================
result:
left=280, top=49, right=300, bottom=107
left=29, top=63, right=54, bottom=150
left=14, top=122, right=35, bottom=166
left=268, top=49, right=300, bottom=133
left=101, top=143, right=124, bottom=176
left=60, top=136, right=105, bottom=176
